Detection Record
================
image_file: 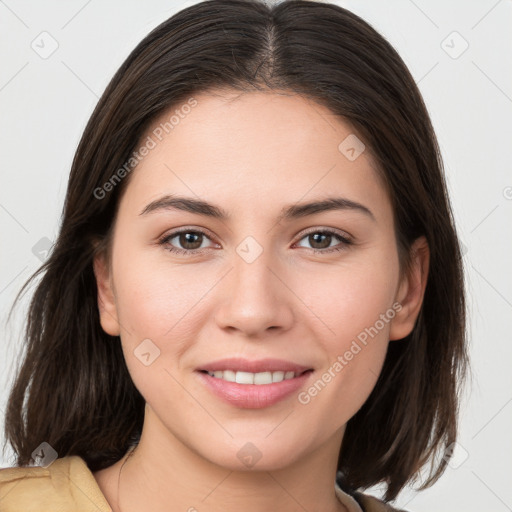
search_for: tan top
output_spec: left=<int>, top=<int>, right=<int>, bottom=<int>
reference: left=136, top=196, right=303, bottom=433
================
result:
left=0, top=456, right=406, bottom=511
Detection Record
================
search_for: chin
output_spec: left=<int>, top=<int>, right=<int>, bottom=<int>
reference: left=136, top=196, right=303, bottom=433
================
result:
left=191, top=433, right=311, bottom=473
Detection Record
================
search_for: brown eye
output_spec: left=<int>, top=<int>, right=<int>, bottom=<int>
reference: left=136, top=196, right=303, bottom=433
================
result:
left=178, top=232, right=204, bottom=250
left=308, top=232, right=333, bottom=250
left=295, top=229, right=352, bottom=254
left=159, top=229, right=216, bottom=255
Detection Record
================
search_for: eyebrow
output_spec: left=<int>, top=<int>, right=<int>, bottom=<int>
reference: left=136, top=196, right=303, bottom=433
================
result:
left=139, top=194, right=375, bottom=222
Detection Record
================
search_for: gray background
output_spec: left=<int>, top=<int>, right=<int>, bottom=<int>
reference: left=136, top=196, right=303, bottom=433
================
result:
left=1, top=1, right=511, bottom=510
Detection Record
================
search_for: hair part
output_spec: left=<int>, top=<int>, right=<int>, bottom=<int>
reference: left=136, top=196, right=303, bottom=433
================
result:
left=4, top=0, right=468, bottom=501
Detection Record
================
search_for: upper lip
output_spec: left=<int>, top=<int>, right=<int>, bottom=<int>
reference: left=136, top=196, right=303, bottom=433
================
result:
left=197, top=358, right=312, bottom=374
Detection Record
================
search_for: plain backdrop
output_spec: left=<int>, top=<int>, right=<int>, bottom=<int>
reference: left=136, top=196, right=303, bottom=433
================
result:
left=1, top=1, right=511, bottom=511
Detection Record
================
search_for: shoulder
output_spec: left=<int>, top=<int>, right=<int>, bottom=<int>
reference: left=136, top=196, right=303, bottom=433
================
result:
left=0, top=456, right=112, bottom=512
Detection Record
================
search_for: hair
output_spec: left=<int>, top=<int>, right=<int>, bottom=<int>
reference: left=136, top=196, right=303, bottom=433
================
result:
left=3, top=0, right=467, bottom=502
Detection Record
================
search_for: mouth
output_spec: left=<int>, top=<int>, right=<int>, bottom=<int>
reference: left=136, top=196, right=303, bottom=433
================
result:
left=195, top=358, right=314, bottom=409
left=198, top=369, right=312, bottom=385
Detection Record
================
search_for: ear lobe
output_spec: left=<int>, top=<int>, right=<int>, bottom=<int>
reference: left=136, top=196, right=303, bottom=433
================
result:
left=93, top=252, right=121, bottom=336
left=389, top=236, right=430, bottom=341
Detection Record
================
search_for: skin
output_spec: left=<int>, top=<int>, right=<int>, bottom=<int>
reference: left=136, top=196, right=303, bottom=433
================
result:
left=92, top=89, right=429, bottom=512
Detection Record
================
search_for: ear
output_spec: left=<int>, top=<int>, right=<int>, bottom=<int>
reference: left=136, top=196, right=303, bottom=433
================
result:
left=389, top=236, right=430, bottom=341
left=92, top=251, right=121, bottom=336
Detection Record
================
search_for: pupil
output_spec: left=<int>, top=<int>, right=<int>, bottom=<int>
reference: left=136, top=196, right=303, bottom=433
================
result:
left=311, top=233, right=330, bottom=249
left=181, top=232, right=201, bottom=249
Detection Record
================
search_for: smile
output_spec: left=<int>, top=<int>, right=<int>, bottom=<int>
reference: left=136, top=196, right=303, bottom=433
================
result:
left=196, top=358, right=314, bottom=409
left=202, top=370, right=299, bottom=385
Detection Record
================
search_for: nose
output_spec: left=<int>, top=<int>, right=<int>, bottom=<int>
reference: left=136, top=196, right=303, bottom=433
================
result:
left=214, top=243, right=295, bottom=338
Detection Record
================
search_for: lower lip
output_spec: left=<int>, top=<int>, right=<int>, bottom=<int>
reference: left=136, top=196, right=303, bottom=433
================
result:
left=197, top=371, right=313, bottom=409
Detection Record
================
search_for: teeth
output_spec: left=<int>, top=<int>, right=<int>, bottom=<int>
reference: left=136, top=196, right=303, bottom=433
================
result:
left=272, top=371, right=284, bottom=383
left=206, top=370, right=298, bottom=385
left=222, top=370, right=236, bottom=382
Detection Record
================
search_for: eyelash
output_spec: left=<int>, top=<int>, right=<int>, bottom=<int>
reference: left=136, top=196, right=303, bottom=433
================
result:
left=157, top=227, right=353, bottom=256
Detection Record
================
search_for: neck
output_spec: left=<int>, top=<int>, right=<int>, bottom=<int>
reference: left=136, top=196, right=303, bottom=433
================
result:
left=102, top=405, right=347, bottom=512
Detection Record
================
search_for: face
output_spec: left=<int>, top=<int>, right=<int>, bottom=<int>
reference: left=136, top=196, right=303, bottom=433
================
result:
left=94, top=90, right=427, bottom=472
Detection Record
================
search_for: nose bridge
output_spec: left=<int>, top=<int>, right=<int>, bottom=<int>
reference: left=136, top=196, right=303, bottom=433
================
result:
left=235, top=240, right=275, bottom=295
left=214, top=235, right=293, bottom=335
left=232, top=235, right=281, bottom=306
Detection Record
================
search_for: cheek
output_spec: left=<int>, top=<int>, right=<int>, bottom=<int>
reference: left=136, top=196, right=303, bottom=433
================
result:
left=108, top=250, right=218, bottom=403
left=110, top=255, right=207, bottom=403
left=294, top=257, right=398, bottom=419
left=112, top=246, right=210, bottom=341
left=297, top=254, right=399, bottom=344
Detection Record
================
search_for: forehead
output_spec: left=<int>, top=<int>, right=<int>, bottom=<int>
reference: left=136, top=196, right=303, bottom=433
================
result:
left=121, top=89, right=391, bottom=220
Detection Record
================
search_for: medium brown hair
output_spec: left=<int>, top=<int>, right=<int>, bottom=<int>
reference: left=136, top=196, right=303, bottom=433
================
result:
left=3, top=0, right=468, bottom=501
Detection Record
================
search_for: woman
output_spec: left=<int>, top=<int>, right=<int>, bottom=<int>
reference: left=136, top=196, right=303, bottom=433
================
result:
left=0, top=0, right=467, bottom=510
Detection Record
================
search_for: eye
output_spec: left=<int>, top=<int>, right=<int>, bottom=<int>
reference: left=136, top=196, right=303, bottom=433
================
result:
left=158, top=227, right=353, bottom=256
left=294, top=229, right=353, bottom=254
left=158, top=228, right=217, bottom=255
